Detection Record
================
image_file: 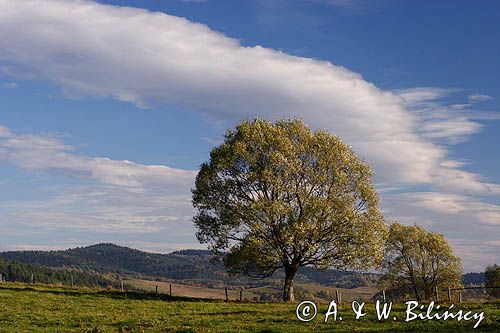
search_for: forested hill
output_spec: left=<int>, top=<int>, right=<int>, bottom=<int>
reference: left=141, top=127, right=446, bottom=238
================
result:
left=462, top=272, right=486, bottom=285
left=0, top=244, right=227, bottom=282
left=0, top=243, right=378, bottom=288
left=0, top=257, right=121, bottom=289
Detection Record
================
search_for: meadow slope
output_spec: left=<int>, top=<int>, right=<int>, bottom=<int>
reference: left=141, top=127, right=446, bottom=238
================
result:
left=0, top=283, right=499, bottom=332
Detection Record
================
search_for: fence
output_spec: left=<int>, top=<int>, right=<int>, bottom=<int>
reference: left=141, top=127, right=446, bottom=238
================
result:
left=1, top=273, right=498, bottom=304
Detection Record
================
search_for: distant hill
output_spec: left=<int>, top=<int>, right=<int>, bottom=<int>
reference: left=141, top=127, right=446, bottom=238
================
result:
left=462, top=272, right=485, bottom=286
left=0, top=244, right=228, bottom=282
left=0, top=243, right=378, bottom=288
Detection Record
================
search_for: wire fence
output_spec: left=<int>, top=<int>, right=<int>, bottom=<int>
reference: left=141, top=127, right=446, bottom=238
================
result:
left=1, top=272, right=498, bottom=304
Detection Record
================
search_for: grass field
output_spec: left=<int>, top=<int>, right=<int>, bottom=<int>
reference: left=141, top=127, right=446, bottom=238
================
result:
left=126, top=279, right=261, bottom=301
left=0, top=283, right=499, bottom=332
left=127, top=278, right=378, bottom=303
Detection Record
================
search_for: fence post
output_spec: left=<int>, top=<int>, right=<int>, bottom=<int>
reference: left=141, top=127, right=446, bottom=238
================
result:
left=382, top=290, right=386, bottom=303
left=71, top=274, right=74, bottom=287
left=155, top=285, right=158, bottom=294
left=435, top=286, right=439, bottom=302
left=239, top=288, right=243, bottom=302
left=0, top=273, right=2, bottom=283
left=335, top=290, right=339, bottom=304
left=458, top=291, right=462, bottom=303
left=225, top=287, right=229, bottom=302
left=170, top=284, right=172, bottom=297
left=447, top=288, right=451, bottom=302
left=30, top=273, right=34, bottom=284
left=120, top=280, right=124, bottom=292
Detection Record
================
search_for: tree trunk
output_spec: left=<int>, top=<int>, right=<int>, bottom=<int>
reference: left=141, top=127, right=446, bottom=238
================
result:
left=424, top=286, right=430, bottom=301
left=412, top=282, right=421, bottom=301
left=283, top=265, right=298, bottom=302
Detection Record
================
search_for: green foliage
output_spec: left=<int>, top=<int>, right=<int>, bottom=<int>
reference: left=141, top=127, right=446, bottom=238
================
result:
left=192, top=118, right=387, bottom=301
left=380, top=222, right=462, bottom=301
left=485, top=264, right=500, bottom=298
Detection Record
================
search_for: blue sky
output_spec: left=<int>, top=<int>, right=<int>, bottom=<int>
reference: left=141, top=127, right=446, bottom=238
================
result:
left=0, top=0, right=499, bottom=272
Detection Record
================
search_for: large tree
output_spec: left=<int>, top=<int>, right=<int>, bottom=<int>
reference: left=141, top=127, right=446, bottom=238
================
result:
left=380, top=222, right=462, bottom=301
left=192, top=118, right=387, bottom=302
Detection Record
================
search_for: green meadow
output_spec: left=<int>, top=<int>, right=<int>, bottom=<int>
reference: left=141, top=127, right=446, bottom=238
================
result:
left=0, top=283, right=499, bottom=332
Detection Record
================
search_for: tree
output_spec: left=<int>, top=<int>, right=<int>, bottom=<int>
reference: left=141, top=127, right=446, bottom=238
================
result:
left=192, top=118, right=387, bottom=302
left=380, top=222, right=462, bottom=301
left=485, top=264, right=500, bottom=298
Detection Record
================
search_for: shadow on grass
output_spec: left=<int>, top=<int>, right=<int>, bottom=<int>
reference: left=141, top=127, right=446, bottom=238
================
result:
left=0, top=284, right=219, bottom=302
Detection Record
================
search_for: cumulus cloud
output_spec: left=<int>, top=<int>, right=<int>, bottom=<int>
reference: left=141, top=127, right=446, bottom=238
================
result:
left=0, top=0, right=492, bottom=192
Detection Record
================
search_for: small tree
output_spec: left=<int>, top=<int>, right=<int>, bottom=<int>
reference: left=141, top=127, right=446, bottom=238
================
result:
left=192, top=118, right=387, bottom=302
left=380, top=222, right=462, bottom=301
left=485, top=264, right=500, bottom=298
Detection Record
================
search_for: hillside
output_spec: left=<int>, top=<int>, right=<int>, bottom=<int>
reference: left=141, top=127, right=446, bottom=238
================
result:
left=0, top=257, right=119, bottom=289
left=1, top=283, right=498, bottom=332
left=0, top=243, right=377, bottom=288
left=0, top=244, right=227, bottom=281
left=462, top=272, right=486, bottom=285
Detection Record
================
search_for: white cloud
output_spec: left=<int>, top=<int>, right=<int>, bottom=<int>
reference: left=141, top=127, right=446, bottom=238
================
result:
left=396, top=87, right=452, bottom=104
left=0, top=126, right=12, bottom=137
left=0, top=126, right=196, bottom=237
left=397, top=87, right=484, bottom=145
left=451, top=239, right=500, bottom=272
left=440, top=159, right=469, bottom=168
left=0, top=127, right=196, bottom=188
left=201, top=136, right=223, bottom=146
left=2, top=81, right=18, bottom=89
left=0, top=0, right=493, bottom=192
left=0, top=183, right=196, bottom=234
left=468, top=94, right=493, bottom=103
left=387, top=192, right=500, bottom=226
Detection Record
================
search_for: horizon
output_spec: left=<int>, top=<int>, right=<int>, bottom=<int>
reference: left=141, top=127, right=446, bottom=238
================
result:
left=0, top=242, right=486, bottom=274
left=1, top=0, right=499, bottom=273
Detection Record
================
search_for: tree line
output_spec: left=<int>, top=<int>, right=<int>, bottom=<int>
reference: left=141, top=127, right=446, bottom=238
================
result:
left=0, top=257, right=118, bottom=288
